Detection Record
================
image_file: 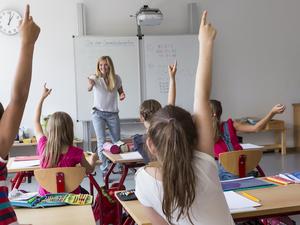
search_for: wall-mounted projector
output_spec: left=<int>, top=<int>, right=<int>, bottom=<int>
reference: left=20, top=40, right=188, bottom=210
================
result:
left=136, top=5, right=163, bottom=26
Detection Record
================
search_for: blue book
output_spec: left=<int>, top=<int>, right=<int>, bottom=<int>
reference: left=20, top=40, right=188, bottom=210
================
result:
left=221, top=176, right=275, bottom=192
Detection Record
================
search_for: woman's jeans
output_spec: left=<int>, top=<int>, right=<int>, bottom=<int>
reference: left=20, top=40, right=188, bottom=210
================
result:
left=92, top=109, right=120, bottom=172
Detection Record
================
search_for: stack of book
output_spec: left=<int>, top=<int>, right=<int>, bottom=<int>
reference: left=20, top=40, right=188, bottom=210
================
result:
left=264, top=175, right=295, bottom=185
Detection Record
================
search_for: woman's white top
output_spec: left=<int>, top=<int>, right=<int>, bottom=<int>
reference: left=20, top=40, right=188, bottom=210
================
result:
left=135, top=151, right=235, bottom=225
left=92, top=74, right=122, bottom=112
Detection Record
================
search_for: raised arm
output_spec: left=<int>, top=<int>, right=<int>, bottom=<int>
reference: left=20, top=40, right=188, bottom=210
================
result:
left=34, top=84, right=52, bottom=141
left=234, top=104, right=285, bottom=133
left=193, top=11, right=217, bottom=156
left=167, top=61, right=177, bottom=105
left=0, top=5, right=40, bottom=159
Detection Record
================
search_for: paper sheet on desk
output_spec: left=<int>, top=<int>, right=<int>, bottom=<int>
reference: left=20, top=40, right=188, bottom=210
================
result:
left=120, top=152, right=143, bottom=160
left=224, top=191, right=261, bottom=212
left=10, top=160, right=40, bottom=169
left=240, top=143, right=263, bottom=149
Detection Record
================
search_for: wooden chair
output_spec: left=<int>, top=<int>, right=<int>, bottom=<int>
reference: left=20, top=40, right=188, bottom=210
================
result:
left=219, top=149, right=265, bottom=178
left=34, top=167, right=86, bottom=193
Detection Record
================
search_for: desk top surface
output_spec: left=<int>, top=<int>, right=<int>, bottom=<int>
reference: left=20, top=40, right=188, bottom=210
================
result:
left=15, top=205, right=95, bottom=225
left=7, top=154, right=100, bottom=173
left=116, top=184, right=300, bottom=225
left=7, top=157, right=40, bottom=173
left=103, top=151, right=144, bottom=164
left=12, top=139, right=83, bottom=147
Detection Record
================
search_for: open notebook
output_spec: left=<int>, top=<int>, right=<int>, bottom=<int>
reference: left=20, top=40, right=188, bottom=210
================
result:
left=224, top=191, right=261, bottom=213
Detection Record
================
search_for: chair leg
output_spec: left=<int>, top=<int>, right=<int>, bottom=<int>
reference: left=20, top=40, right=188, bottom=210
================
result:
left=256, top=165, right=265, bottom=177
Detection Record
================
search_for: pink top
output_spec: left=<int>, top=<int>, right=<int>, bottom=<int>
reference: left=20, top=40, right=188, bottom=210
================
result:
left=214, top=118, right=243, bottom=159
left=36, top=136, right=84, bottom=196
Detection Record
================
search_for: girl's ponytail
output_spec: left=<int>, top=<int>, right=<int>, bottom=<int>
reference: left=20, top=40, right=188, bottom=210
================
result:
left=148, top=106, right=197, bottom=224
left=210, top=100, right=223, bottom=143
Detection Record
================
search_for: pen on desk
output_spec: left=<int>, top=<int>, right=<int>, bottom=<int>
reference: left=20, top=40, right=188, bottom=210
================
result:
left=240, top=192, right=260, bottom=203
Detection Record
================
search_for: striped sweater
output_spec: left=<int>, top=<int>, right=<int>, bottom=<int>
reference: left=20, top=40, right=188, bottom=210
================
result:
left=0, top=157, right=18, bottom=225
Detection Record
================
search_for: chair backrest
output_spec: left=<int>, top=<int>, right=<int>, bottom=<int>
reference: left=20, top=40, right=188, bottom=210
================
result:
left=219, top=149, right=263, bottom=177
left=34, top=167, right=86, bottom=193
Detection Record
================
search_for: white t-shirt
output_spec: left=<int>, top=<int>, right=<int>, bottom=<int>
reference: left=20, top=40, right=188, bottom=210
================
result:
left=135, top=151, right=235, bottom=225
left=92, top=74, right=122, bottom=112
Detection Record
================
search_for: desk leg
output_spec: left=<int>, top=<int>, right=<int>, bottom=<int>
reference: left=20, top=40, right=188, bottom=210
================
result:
left=10, top=172, right=21, bottom=190
left=105, top=163, right=116, bottom=189
left=14, top=172, right=25, bottom=190
left=118, top=165, right=128, bottom=190
left=116, top=201, right=122, bottom=225
left=281, top=129, right=287, bottom=155
left=123, top=216, right=135, bottom=225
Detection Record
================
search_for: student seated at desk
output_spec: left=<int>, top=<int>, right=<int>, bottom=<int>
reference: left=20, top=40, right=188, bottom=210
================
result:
left=134, top=61, right=177, bottom=164
left=135, top=11, right=234, bottom=225
left=34, top=84, right=98, bottom=196
left=0, top=5, right=40, bottom=225
left=210, top=100, right=285, bottom=180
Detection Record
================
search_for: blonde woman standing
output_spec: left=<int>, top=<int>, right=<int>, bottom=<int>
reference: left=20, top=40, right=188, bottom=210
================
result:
left=88, top=56, right=125, bottom=178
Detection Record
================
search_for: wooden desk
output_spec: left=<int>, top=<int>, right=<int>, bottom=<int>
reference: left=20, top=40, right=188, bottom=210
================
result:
left=238, top=119, right=286, bottom=155
left=116, top=184, right=300, bottom=224
left=15, top=205, right=95, bottom=225
left=115, top=192, right=151, bottom=225
left=12, top=139, right=83, bottom=148
left=233, top=184, right=300, bottom=220
left=103, top=151, right=144, bottom=164
left=7, top=155, right=101, bottom=190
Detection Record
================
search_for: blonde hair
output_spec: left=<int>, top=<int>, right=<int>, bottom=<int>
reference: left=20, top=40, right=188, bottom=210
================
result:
left=147, top=105, right=197, bottom=224
left=96, top=56, right=116, bottom=91
left=43, top=112, right=74, bottom=168
left=209, top=99, right=223, bottom=143
left=139, top=99, right=162, bottom=122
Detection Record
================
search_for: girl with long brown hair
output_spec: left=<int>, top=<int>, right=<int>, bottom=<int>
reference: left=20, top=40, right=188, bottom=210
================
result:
left=135, top=11, right=234, bottom=225
left=34, top=84, right=98, bottom=196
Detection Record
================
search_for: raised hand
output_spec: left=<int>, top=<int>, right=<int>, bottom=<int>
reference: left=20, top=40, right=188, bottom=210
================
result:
left=199, top=11, right=217, bottom=44
left=41, top=83, right=52, bottom=99
left=271, top=104, right=286, bottom=115
left=19, top=5, right=40, bottom=46
left=168, top=60, right=177, bottom=79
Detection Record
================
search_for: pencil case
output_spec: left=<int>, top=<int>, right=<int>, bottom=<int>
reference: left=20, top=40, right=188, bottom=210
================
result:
left=116, top=189, right=137, bottom=201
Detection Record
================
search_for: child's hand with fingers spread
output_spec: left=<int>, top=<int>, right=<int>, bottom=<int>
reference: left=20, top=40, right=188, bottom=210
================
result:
left=168, top=61, right=177, bottom=79
left=41, top=83, right=52, bottom=99
left=19, top=5, right=40, bottom=46
left=198, top=10, right=217, bottom=44
left=271, top=104, right=286, bottom=115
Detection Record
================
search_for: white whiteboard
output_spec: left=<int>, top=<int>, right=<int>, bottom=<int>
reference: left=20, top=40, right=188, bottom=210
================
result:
left=143, top=35, right=198, bottom=112
left=73, top=36, right=141, bottom=121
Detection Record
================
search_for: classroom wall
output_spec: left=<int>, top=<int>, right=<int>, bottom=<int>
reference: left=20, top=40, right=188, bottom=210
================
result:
left=0, top=0, right=299, bottom=147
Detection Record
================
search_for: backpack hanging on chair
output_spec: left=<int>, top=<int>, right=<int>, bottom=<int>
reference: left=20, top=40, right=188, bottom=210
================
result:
left=92, top=180, right=125, bottom=225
